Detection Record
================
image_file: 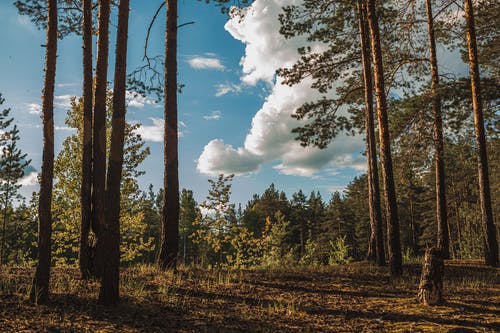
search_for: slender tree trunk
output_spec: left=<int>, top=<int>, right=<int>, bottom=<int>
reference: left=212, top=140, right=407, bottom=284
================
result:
left=79, top=0, right=94, bottom=280
left=92, top=0, right=111, bottom=277
left=99, top=0, right=130, bottom=306
left=464, top=0, right=499, bottom=267
left=425, top=0, right=449, bottom=259
left=30, top=0, right=57, bottom=304
left=365, top=0, right=402, bottom=277
left=358, top=0, right=385, bottom=266
left=158, top=0, right=179, bottom=270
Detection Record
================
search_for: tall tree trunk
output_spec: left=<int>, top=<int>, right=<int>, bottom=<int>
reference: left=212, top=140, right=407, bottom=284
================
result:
left=365, top=0, right=402, bottom=277
left=79, top=0, right=94, bottom=280
left=464, top=0, right=499, bottom=267
left=92, top=0, right=111, bottom=276
left=358, top=0, right=385, bottom=266
left=30, top=0, right=57, bottom=304
left=99, top=0, right=130, bottom=306
left=425, top=0, right=449, bottom=259
left=158, top=0, right=179, bottom=270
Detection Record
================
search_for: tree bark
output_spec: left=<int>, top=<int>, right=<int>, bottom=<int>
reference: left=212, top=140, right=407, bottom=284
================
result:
left=365, top=0, right=402, bottom=277
left=358, top=0, right=385, bottom=266
left=418, top=247, right=444, bottom=305
left=464, top=0, right=499, bottom=267
left=30, top=0, right=57, bottom=304
left=158, top=0, right=179, bottom=270
left=79, top=0, right=94, bottom=280
left=92, top=0, right=111, bottom=277
left=425, top=0, right=450, bottom=259
left=99, top=0, right=130, bottom=306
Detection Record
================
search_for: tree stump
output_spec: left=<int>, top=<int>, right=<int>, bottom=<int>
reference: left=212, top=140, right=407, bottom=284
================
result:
left=418, top=247, right=444, bottom=305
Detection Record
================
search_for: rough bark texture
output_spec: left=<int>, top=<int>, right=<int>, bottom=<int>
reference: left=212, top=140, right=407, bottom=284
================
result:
left=365, top=0, right=402, bottom=277
left=425, top=0, right=449, bottom=260
left=464, top=0, right=499, bottom=267
left=358, top=0, right=384, bottom=266
left=158, top=0, right=179, bottom=270
left=99, top=0, right=130, bottom=306
left=92, top=0, right=111, bottom=277
left=30, top=0, right=57, bottom=304
left=79, top=0, right=94, bottom=280
left=418, top=247, right=444, bottom=305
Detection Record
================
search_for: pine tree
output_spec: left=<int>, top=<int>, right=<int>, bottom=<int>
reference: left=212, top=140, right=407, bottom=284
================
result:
left=0, top=96, right=30, bottom=265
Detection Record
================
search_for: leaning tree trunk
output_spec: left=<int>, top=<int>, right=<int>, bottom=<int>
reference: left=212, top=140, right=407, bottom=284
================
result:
left=99, top=0, right=130, bottom=306
left=158, top=0, right=180, bottom=270
left=418, top=247, right=444, bottom=305
left=79, top=0, right=94, bottom=280
left=464, top=0, right=499, bottom=267
left=358, top=0, right=385, bottom=266
left=30, top=0, right=57, bottom=304
left=425, top=0, right=450, bottom=260
left=365, top=0, right=402, bottom=277
left=92, top=0, right=111, bottom=277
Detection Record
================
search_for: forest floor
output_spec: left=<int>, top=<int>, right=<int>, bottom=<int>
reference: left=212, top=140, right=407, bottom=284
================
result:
left=0, top=261, right=498, bottom=332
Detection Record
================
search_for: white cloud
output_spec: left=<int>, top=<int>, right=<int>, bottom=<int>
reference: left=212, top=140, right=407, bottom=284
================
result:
left=134, top=117, right=184, bottom=142
left=27, top=103, right=41, bottom=115
left=187, top=56, right=225, bottom=70
left=197, top=139, right=262, bottom=176
left=18, top=172, right=38, bottom=187
left=55, top=126, right=76, bottom=131
left=203, top=111, right=223, bottom=121
left=56, top=82, right=78, bottom=88
left=215, top=83, right=242, bottom=97
left=54, top=95, right=75, bottom=108
left=197, top=0, right=366, bottom=177
left=126, top=90, right=159, bottom=109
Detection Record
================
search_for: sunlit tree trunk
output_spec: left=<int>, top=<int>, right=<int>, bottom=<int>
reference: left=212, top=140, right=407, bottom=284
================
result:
left=158, top=0, right=179, bottom=270
left=30, top=0, right=57, bottom=304
left=464, top=0, right=498, bottom=267
left=365, top=0, right=402, bottom=277
left=425, top=0, right=449, bottom=259
left=79, top=0, right=94, bottom=280
left=93, top=0, right=111, bottom=276
left=99, top=0, right=130, bottom=306
left=357, top=0, right=385, bottom=266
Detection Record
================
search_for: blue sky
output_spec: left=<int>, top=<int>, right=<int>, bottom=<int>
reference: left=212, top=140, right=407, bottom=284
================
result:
left=0, top=0, right=369, bottom=206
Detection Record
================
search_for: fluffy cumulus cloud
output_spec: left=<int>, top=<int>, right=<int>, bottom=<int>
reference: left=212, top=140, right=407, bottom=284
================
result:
left=197, top=139, right=263, bottom=176
left=197, top=0, right=365, bottom=177
left=187, top=56, right=225, bottom=70
left=134, top=118, right=164, bottom=142
left=18, top=172, right=38, bottom=186
left=134, top=118, right=185, bottom=142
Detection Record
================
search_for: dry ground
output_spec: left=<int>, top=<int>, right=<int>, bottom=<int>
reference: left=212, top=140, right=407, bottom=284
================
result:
left=0, top=261, right=499, bottom=332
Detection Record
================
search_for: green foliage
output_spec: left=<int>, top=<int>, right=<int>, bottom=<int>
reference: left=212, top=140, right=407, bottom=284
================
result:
left=261, top=212, right=294, bottom=268
left=0, top=94, right=31, bottom=265
left=13, top=0, right=104, bottom=39
left=192, top=174, right=235, bottom=267
left=328, top=236, right=352, bottom=266
left=52, top=94, right=153, bottom=265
